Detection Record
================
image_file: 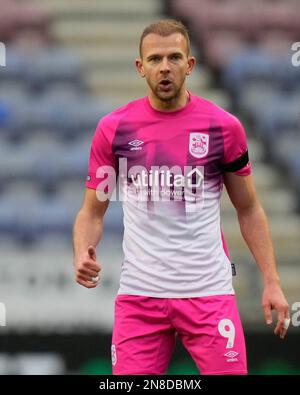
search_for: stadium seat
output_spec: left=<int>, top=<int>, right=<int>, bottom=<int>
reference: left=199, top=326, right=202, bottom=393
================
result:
left=0, top=99, right=11, bottom=130
left=254, top=93, right=300, bottom=141
left=272, top=133, right=300, bottom=170
left=289, top=156, right=300, bottom=210
left=0, top=141, right=35, bottom=184
left=0, top=0, right=18, bottom=41
left=26, top=47, right=83, bottom=92
left=0, top=47, right=28, bottom=84
left=199, top=31, right=246, bottom=71
left=12, top=3, right=51, bottom=42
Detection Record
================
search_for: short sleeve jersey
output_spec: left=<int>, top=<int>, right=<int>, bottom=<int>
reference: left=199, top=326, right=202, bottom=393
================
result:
left=86, top=93, right=252, bottom=298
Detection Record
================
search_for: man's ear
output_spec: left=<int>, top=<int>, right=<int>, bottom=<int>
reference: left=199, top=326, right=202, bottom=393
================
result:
left=135, top=58, right=145, bottom=78
left=186, top=56, right=196, bottom=76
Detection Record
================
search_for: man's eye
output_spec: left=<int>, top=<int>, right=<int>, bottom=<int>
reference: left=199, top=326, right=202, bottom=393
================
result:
left=171, top=55, right=181, bottom=60
left=150, top=57, right=160, bottom=62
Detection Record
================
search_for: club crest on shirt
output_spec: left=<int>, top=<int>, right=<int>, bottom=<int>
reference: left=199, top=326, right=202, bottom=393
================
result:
left=189, top=133, right=209, bottom=158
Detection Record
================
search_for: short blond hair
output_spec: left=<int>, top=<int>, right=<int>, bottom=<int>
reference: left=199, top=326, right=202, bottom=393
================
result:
left=139, top=19, right=191, bottom=57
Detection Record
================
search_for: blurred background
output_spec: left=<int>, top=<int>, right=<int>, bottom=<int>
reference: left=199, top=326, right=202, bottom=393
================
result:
left=0, top=0, right=299, bottom=375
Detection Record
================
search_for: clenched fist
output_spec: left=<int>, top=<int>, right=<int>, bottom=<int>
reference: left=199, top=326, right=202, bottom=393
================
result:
left=75, top=245, right=101, bottom=288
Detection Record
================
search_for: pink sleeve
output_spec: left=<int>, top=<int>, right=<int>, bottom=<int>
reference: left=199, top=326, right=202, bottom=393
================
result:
left=221, top=115, right=252, bottom=176
left=85, top=119, right=117, bottom=190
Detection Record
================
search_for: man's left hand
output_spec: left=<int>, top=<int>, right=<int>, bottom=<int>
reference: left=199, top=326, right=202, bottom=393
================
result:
left=262, top=282, right=290, bottom=339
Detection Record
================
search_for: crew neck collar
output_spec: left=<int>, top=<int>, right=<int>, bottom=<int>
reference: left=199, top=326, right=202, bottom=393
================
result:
left=144, top=91, right=196, bottom=117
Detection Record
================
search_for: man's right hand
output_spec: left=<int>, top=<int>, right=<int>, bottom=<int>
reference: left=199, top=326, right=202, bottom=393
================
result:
left=74, top=245, right=102, bottom=289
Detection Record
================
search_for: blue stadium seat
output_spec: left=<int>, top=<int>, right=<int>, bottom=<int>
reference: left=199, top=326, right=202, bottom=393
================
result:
left=289, top=155, right=300, bottom=210
left=0, top=47, right=28, bottom=84
left=254, top=93, right=300, bottom=143
left=0, top=141, right=35, bottom=184
left=0, top=185, right=73, bottom=243
left=272, top=132, right=300, bottom=170
left=223, top=47, right=276, bottom=97
left=26, top=47, right=83, bottom=92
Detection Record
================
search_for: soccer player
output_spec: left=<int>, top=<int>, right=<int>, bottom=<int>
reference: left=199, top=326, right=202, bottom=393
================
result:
left=72, top=20, right=290, bottom=375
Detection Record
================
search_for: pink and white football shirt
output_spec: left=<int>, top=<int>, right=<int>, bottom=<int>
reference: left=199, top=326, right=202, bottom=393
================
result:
left=86, top=92, right=252, bottom=298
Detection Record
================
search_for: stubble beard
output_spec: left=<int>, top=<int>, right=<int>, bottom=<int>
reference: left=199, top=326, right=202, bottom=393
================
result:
left=149, top=79, right=185, bottom=103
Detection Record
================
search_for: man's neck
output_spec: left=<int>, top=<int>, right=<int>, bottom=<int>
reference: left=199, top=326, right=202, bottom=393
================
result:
left=148, top=89, right=190, bottom=112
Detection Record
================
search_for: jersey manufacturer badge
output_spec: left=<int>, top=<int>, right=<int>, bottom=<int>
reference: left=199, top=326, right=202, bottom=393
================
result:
left=189, top=133, right=209, bottom=158
left=111, top=344, right=117, bottom=366
left=224, top=351, right=239, bottom=362
left=128, top=139, right=144, bottom=151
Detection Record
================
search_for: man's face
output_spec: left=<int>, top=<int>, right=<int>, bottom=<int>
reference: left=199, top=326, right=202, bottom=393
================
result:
left=136, top=33, right=195, bottom=102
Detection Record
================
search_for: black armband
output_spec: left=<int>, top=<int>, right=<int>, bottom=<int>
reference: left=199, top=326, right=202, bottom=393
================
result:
left=221, top=150, right=249, bottom=172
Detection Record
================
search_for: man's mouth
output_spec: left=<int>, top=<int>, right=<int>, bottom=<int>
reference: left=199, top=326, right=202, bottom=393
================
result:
left=158, top=79, right=172, bottom=91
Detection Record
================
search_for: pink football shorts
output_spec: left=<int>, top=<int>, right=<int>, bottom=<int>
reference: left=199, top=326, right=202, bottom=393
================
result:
left=111, top=294, right=247, bottom=375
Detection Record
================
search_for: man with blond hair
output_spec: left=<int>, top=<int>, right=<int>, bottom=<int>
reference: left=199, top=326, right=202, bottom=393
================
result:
left=73, top=19, right=290, bottom=375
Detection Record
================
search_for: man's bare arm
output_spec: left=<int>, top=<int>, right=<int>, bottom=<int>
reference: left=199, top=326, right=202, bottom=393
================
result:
left=72, top=188, right=109, bottom=288
left=223, top=173, right=289, bottom=338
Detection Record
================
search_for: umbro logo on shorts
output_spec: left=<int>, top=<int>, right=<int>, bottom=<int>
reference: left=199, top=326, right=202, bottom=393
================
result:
left=224, top=350, right=239, bottom=362
left=111, top=344, right=117, bottom=366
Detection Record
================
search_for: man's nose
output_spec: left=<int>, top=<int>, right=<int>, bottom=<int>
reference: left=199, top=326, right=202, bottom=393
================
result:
left=160, top=57, right=170, bottom=73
